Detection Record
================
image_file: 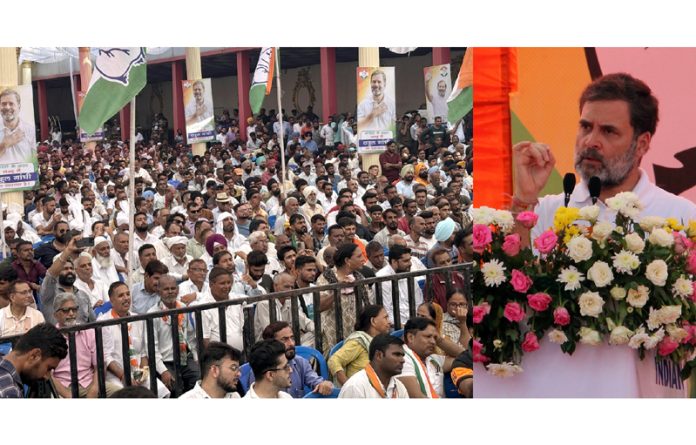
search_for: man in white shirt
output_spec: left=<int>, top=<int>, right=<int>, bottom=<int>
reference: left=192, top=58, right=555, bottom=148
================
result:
left=73, top=252, right=109, bottom=309
left=243, top=339, right=293, bottom=399
left=198, top=267, right=245, bottom=352
left=91, top=236, right=120, bottom=286
left=376, top=245, right=423, bottom=326
left=179, top=341, right=242, bottom=399
left=161, top=236, right=191, bottom=282
left=178, top=259, right=210, bottom=306
left=339, top=334, right=409, bottom=399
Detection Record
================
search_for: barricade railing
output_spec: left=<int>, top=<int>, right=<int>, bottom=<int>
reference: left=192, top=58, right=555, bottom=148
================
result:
left=0, top=262, right=471, bottom=398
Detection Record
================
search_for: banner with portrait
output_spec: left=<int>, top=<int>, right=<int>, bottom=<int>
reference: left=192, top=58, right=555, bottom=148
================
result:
left=183, top=78, right=215, bottom=143
left=356, top=67, right=396, bottom=154
left=0, top=85, right=38, bottom=192
left=423, top=64, right=452, bottom=123
left=77, top=90, right=104, bottom=142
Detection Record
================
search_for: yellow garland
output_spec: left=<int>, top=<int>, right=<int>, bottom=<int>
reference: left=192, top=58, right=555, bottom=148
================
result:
left=553, top=207, right=580, bottom=233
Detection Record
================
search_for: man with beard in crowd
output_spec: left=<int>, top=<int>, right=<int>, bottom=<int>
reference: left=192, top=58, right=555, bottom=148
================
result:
left=376, top=245, right=423, bottom=325
left=244, top=339, right=293, bottom=399
left=179, top=342, right=241, bottom=399
left=34, top=221, right=70, bottom=269
left=373, top=208, right=406, bottom=248
left=161, top=236, right=191, bottom=282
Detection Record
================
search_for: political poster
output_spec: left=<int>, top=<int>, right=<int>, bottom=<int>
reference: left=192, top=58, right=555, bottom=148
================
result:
left=0, top=85, right=38, bottom=191
left=183, top=78, right=215, bottom=143
left=424, top=64, right=452, bottom=123
left=356, top=67, right=395, bottom=154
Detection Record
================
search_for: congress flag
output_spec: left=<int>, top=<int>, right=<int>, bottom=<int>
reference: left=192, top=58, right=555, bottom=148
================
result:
left=447, top=48, right=473, bottom=123
left=249, top=47, right=275, bottom=114
left=79, top=48, right=147, bottom=135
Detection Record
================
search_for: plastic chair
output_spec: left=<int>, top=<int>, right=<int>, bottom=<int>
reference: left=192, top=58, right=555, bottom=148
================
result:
left=94, top=301, right=112, bottom=317
left=303, top=387, right=341, bottom=398
left=328, top=340, right=344, bottom=359
left=239, top=363, right=253, bottom=393
left=390, top=329, right=404, bottom=339
left=0, top=342, right=12, bottom=356
left=295, top=346, right=329, bottom=380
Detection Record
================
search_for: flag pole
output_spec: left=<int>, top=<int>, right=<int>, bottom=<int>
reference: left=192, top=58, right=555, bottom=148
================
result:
left=274, top=47, right=286, bottom=197
left=127, top=97, right=136, bottom=290
left=0, top=201, right=5, bottom=260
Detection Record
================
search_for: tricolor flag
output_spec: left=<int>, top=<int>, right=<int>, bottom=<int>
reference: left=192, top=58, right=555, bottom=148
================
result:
left=447, top=48, right=473, bottom=123
left=249, top=47, right=275, bottom=115
left=79, top=47, right=147, bottom=135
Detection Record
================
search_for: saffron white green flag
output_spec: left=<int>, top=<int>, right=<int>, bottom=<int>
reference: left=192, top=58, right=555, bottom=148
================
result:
left=79, top=48, right=147, bottom=135
left=249, top=47, right=275, bottom=114
left=447, top=48, right=473, bottom=123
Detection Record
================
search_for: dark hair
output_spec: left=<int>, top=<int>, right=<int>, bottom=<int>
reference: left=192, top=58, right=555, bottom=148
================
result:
left=382, top=208, right=399, bottom=219
left=108, top=281, right=128, bottom=299
left=355, top=304, right=385, bottom=331
left=15, top=240, right=33, bottom=251
left=388, top=244, right=411, bottom=263
left=369, top=333, right=404, bottom=361
left=327, top=224, right=343, bottom=236
left=289, top=213, right=305, bottom=225
left=294, top=255, right=316, bottom=271
left=277, top=245, right=297, bottom=262
left=388, top=197, right=403, bottom=207
left=212, top=250, right=233, bottom=265
left=367, top=205, right=383, bottom=214
left=579, top=72, right=659, bottom=136
left=337, top=216, right=356, bottom=228
left=261, top=321, right=291, bottom=340
left=42, top=196, right=55, bottom=206
left=310, top=214, right=326, bottom=224
left=13, top=323, right=68, bottom=360
left=248, top=339, right=287, bottom=381
left=134, top=211, right=147, bottom=220
left=383, top=185, right=396, bottom=194
left=334, top=243, right=359, bottom=268
left=404, top=317, right=437, bottom=341
left=199, top=341, right=242, bottom=379
left=419, top=210, right=434, bottom=219
left=110, top=386, right=157, bottom=398
left=144, top=259, right=168, bottom=276
left=208, top=266, right=231, bottom=284
left=138, top=243, right=156, bottom=257
left=247, top=250, right=269, bottom=268
left=446, top=287, right=468, bottom=303
left=249, top=219, right=266, bottom=233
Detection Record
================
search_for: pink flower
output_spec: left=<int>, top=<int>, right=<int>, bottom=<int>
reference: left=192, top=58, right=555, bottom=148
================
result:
left=510, top=269, right=533, bottom=293
left=687, top=251, right=696, bottom=275
left=521, top=331, right=540, bottom=353
left=673, top=232, right=693, bottom=255
left=472, top=339, right=490, bottom=364
left=534, top=229, right=558, bottom=254
left=682, top=322, right=696, bottom=345
left=472, top=302, right=491, bottom=324
left=657, top=336, right=680, bottom=357
left=503, top=302, right=525, bottom=322
left=553, top=307, right=571, bottom=326
left=502, top=233, right=521, bottom=256
left=472, top=224, right=493, bottom=253
left=527, top=293, right=552, bottom=312
left=516, top=211, right=539, bottom=229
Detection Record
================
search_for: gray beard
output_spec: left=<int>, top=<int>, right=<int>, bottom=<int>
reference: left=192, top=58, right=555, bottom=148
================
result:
left=96, top=254, right=112, bottom=269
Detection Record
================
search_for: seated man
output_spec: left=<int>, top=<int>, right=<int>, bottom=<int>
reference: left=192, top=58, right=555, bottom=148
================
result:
left=198, top=267, right=244, bottom=352
left=253, top=272, right=315, bottom=345
left=244, top=321, right=333, bottom=398
left=397, top=317, right=464, bottom=398
left=51, top=293, right=120, bottom=397
left=179, top=342, right=242, bottom=399
left=131, top=260, right=168, bottom=315
left=451, top=349, right=473, bottom=398
left=339, top=333, right=409, bottom=399
left=243, top=339, right=293, bottom=399
left=0, top=323, right=67, bottom=398
left=0, top=281, right=45, bottom=337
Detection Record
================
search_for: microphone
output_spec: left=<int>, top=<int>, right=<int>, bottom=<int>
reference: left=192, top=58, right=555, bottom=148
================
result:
left=588, top=176, right=601, bottom=205
left=563, top=173, right=576, bottom=207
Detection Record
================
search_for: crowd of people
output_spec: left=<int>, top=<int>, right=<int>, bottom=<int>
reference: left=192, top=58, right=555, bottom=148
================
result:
left=0, top=105, right=473, bottom=399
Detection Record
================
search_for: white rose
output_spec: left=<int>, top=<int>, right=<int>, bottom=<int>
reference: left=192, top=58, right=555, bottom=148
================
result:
left=666, top=325, right=689, bottom=343
left=644, top=328, right=665, bottom=350
left=579, top=327, right=602, bottom=346
left=609, top=326, right=633, bottom=345
left=566, top=236, right=593, bottom=263
left=648, top=228, right=674, bottom=248
left=639, top=216, right=667, bottom=232
left=658, top=305, right=682, bottom=325
left=473, top=207, right=496, bottom=226
left=624, top=232, right=645, bottom=254
left=645, top=259, right=669, bottom=287
left=612, top=250, right=641, bottom=274
left=610, top=286, right=627, bottom=300
left=578, top=205, right=600, bottom=223
left=672, top=276, right=693, bottom=299
left=626, top=285, right=650, bottom=308
left=628, top=327, right=650, bottom=349
left=578, top=291, right=605, bottom=318
left=647, top=307, right=662, bottom=330
left=494, top=210, right=515, bottom=233
left=591, top=222, right=614, bottom=243
left=548, top=329, right=569, bottom=345
left=586, top=261, right=614, bottom=288
left=487, top=363, right=523, bottom=378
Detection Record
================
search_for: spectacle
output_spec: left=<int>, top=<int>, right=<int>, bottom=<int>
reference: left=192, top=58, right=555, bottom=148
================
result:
left=266, top=363, right=292, bottom=373
left=448, top=302, right=467, bottom=308
left=12, top=289, right=34, bottom=296
left=57, top=307, right=79, bottom=314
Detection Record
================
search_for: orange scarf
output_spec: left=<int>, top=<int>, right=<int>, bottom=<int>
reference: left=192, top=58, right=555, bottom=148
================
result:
left=365, top=363, right=397, bottom=398
left=409, top=348, right=440, bottom=398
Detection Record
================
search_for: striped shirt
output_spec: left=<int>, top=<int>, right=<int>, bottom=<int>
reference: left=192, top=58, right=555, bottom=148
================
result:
left=0, top=358, right=23, bottom=398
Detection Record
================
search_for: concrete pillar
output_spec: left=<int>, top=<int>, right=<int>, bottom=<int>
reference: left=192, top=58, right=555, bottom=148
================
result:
left=120, top=102, right=131, bottom=142
left=78, top=47, right=96, bottom=153
left=0, top=48, right=26, bottom=214
left=171, top=60, right=185, bottom=142
left=185, top=48, right=206, bottom=156
left=358, top=47, right=381, bottom=173
left=320, top=48, right=337, bottom=123
left=432, top=47, right=451, bottom=66
left=236, top=51, right=251, bottom=142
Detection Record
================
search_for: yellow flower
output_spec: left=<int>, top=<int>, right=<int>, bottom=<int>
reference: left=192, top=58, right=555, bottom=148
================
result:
left=554, top=207, right=580, bottom=233
left=665, top=218, right=684, bottom=232
left=563, top=225, right=581, bottom=245
left=687, top=220, right=696, bottom=239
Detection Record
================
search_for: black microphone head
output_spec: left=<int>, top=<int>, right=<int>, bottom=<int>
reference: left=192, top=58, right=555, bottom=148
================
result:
left=588, top=176, right=602, bottom=199
left=563, top=173, right=576, bottom=195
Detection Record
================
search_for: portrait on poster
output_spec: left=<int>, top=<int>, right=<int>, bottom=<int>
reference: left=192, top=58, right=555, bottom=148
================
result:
left=183, top=78, right=215, bottom=143
left=424, top=64, right=452, bottom=123
left=356, top=67, right=395, bottom=154
left=0, top=85, right=38, bottom=191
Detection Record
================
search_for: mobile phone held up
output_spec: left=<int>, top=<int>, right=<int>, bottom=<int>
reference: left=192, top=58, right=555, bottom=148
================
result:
left=76, top=237, right=95, bottom=248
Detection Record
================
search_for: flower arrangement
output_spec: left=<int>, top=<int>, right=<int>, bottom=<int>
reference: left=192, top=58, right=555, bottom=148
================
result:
left=472, top=192, right=696, bottom=378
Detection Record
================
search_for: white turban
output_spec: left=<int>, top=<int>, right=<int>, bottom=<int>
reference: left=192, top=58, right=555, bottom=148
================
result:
left=164, top=236, right=188, bottom=249
left=94, top=236, right=111, bottom=247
